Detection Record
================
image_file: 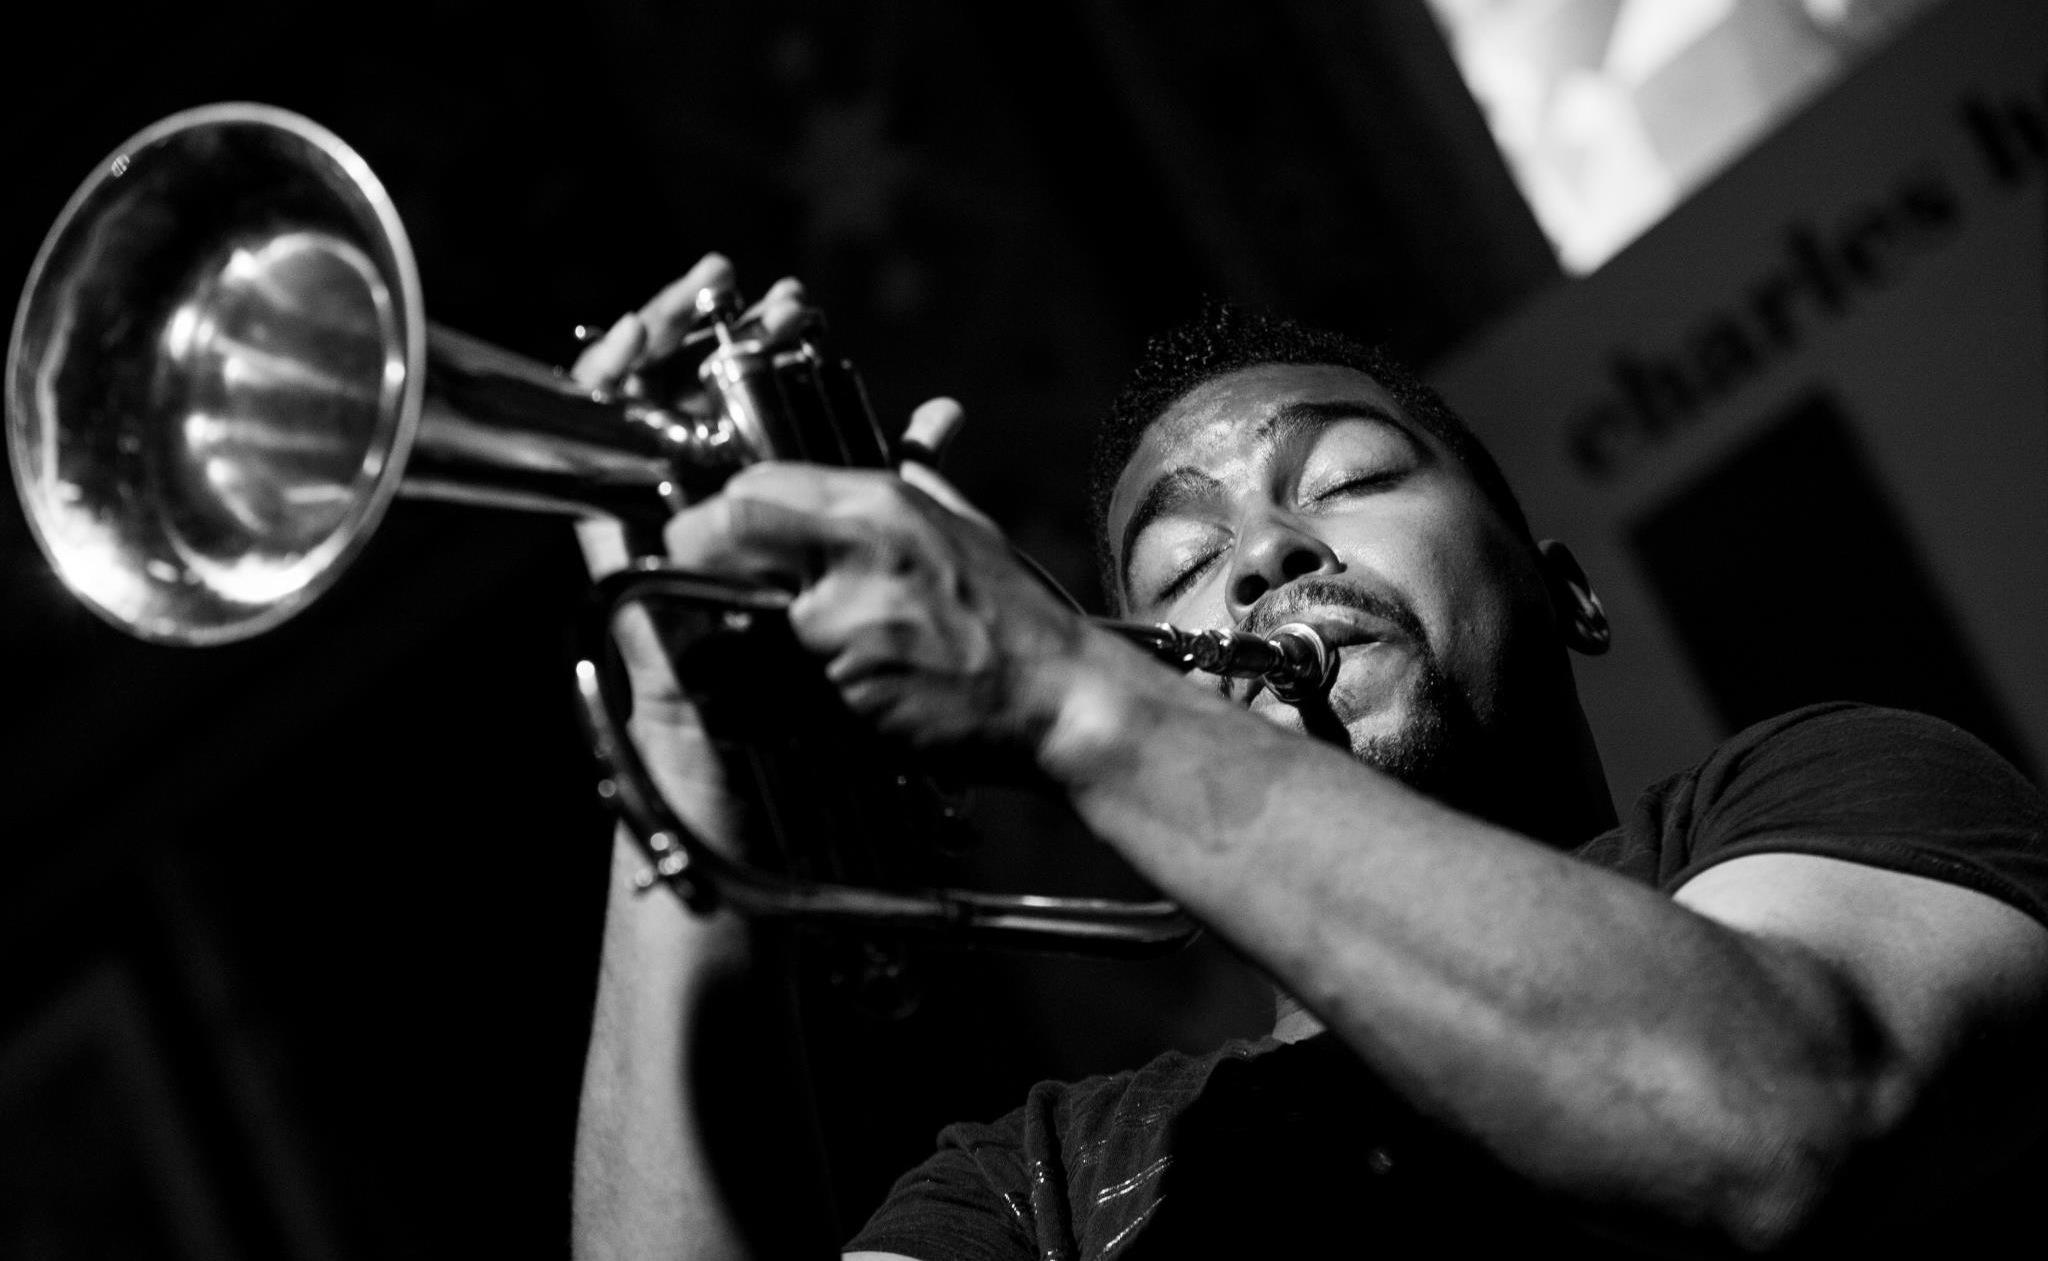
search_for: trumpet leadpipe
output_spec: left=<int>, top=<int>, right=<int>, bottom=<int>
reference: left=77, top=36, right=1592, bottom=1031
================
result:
left=1107, top=621, right=1338, bottom=704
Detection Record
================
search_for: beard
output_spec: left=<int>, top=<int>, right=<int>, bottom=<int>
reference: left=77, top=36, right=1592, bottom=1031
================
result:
left=1286, top=641, right=1472, bottom=802
left=1343, top=652, right=1474, bottom=801
left=1244, top=578, right=1484, bottom=809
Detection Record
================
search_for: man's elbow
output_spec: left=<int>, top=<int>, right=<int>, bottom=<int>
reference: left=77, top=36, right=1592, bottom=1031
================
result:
left=1689, top=1075, right=1907, bottom=1256
left=1702, top=1132, right=1849, bottom=1255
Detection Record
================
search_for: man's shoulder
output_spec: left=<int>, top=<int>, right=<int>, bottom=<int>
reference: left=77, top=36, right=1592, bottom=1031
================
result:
left=1670, top=700, right=2039, bottom=816
left=1577, top=701, right=2048, bottom=917
left=1707, top=699, right=2013, bottom=761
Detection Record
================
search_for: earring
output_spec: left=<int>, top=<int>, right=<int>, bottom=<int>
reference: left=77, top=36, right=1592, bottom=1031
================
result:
left=1573, top=592, right=1611, bottom=655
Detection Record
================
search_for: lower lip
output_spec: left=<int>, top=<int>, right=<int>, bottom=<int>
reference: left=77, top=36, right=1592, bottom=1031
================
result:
left=1258, top=639, right=1391, bottom=707
left=1330, top=637, right=1390, bottom=666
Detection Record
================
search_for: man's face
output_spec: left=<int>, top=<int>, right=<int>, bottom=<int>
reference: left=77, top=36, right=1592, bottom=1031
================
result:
left=1106, top=363, right=1561, bottom=790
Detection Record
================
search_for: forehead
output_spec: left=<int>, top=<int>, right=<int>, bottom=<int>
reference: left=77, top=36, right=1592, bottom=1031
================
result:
left=1107, top=362, right=1414, bottom=527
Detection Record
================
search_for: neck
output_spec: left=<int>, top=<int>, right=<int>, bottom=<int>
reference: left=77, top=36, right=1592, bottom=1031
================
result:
left=1467, top=670, right=1616, bottom=848
left=1522, top=693, right=1617, bottom=845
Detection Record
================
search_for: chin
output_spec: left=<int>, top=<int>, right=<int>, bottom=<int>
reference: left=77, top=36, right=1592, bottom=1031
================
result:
left=1318, top=659, right=1474, bottom=799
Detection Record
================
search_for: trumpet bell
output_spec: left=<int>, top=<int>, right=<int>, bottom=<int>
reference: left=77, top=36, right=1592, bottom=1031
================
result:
left=7, top=102, right=423, bottom=645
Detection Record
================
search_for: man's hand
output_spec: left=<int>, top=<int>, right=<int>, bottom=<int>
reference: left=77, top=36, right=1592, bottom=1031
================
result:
left=553, top=257, right=1132, bottom=782
left=569, top=253, right=815, bottom=716
left=569, top=253, right=761, bottom=840
left=569, top=254, right=1011, bottom=770
left=658, top=460, right=1121, bottom=780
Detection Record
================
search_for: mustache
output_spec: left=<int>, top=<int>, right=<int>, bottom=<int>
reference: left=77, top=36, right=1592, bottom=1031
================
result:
left=1223, top=578, right=1428, bottom=707
left=1239, top=577, right=1426, bottom=646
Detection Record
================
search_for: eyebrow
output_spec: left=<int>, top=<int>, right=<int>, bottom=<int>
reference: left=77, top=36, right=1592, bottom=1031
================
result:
left=1255, top=398, right=1406, bottom=445
left=1118, top=466, right=1224, bottom=595
left=1117, top=398, right=1412, bottom=597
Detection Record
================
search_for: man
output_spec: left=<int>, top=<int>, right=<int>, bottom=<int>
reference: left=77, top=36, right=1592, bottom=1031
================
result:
left=572, top=256, right=2048, bottom=1258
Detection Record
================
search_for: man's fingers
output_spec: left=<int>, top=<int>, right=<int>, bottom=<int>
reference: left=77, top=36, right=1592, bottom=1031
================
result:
left=899, top=463, right=992, bottom=526
left=740, top=276, right=817, bottom=347
left=663, top=466, right=930, bottom=584
left=664, top=492, right=830, bottom=588
left=571, top=313, right=645, bottom=390
left=743, top=276, right=808, bottom=325
left=753, top=289, right=815, bottom=343
left=638, top=252, right=737, bottom=358
left=897, top=397, right=991, bottom=523
left=575, top=517, right=633, bottom=575
left=902, top=396, right=967, bottom=461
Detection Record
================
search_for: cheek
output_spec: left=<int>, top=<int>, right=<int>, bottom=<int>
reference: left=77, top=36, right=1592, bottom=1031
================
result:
left=1446, top=527, right=1551, bottom=707
left=1386, top=510, right=1542, bottom=696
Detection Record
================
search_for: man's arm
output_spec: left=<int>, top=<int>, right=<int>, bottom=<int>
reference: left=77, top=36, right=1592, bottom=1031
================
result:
left=576, top=826, right=829, bottom=1260
left=1047, top=660, right=2048, bottom=1252
left=571, top=259, right=996, bottom=1259
left=569, top=258, right=840, bottom=1259
left=1673, top=854, right=2048, bottom=1211
left=669, top=463, right=2048, bottom=1254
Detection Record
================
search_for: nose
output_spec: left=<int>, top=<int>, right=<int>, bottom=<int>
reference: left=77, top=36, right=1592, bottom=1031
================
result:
left=1225, top=509, right=1341, bottom=622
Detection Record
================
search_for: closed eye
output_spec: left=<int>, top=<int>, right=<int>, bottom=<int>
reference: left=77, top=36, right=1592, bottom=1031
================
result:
left=1309, top=468, right=1404, bottom=503
left=1158, top=548, right=1225, bottom=602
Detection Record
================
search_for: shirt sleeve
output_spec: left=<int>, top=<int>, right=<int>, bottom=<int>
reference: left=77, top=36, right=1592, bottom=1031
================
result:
left=1650, top=703, right=2048, bottom=929
left=842, top=1110, right=1040, bottom=1261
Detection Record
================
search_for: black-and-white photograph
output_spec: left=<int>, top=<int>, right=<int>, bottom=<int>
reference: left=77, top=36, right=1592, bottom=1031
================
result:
left=4, top=1, right=2043, bottom=1256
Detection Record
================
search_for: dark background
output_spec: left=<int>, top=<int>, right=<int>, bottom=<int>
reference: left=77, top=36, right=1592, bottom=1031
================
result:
left=0, top=2, right=1561, bottom=1256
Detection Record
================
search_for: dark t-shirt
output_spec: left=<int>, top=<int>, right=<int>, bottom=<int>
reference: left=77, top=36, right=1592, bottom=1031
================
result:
left=845, top=705, right=2048, bottom=1258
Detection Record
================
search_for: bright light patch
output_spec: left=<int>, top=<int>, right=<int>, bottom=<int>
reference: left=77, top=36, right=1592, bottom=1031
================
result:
left=1425, top=0, right=1946, bottom=272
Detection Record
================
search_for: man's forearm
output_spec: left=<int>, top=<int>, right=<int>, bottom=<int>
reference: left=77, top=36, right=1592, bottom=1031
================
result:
left=574, top=827, right=837, bottom=1260
left=574, top=828, right=746, bottom=1259
left=1044, top=642, right=1883, bottom=1248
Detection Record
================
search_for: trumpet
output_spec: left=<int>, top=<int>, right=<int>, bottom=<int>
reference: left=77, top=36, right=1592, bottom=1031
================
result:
left=7, top=103, right=1336, bottom=955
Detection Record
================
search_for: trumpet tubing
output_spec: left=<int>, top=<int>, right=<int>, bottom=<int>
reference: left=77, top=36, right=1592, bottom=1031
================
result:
left=7, top=103, right=1334, bottom=957
left=6, top=103, right=886, bottom=645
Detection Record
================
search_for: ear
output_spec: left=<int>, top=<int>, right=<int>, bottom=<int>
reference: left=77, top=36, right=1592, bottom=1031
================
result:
left=1536, top=539, right=1610, bottom=656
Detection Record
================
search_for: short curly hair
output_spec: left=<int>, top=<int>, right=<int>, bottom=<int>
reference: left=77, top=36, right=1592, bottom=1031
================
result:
left=1086, top=301, right=1533, bottom=609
